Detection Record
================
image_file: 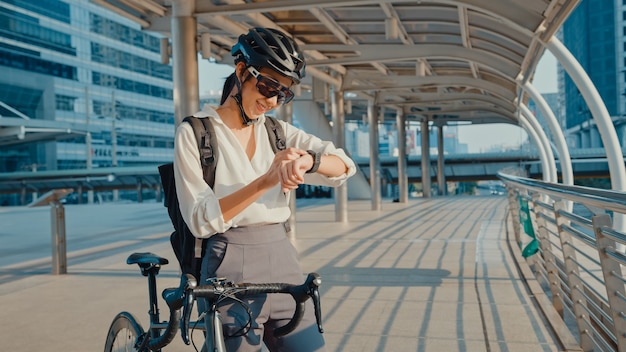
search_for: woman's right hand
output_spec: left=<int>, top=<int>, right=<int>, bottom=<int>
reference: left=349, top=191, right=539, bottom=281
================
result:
left=265, top=148, right=308, bottom=192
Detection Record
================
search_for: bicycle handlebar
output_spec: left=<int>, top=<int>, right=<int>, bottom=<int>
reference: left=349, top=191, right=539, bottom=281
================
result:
left=162, top=272, right=324, bottom=347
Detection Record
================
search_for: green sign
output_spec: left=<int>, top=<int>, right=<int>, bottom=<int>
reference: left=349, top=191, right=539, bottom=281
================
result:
left=519, top=197, right=539, bottom=257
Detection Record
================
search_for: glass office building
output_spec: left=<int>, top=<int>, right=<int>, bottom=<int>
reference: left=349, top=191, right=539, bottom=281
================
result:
left=0, top=0, right=175, bottom=173
left=562, top=0, right=619, bottom=129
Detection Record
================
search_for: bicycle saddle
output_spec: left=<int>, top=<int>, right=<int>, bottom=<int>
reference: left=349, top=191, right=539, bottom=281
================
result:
left=127, top=252, right=169, bottom=266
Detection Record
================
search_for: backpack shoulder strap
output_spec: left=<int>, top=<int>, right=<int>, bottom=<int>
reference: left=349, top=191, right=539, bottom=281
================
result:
left=182, top=116, right=218, bottom=188
left=264, top=115, right=286, bottom=152
left=181, top=116, right=213, bottom=263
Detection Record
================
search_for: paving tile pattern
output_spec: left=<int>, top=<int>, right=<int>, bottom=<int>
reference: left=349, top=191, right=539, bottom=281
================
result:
left=0, top=197, right=569, bottom=351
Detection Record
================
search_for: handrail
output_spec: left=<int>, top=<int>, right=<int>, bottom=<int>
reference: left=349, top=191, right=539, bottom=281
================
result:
left=498, top=170, right=626, bottom=352
left=498, top=172, right=626, bottom=211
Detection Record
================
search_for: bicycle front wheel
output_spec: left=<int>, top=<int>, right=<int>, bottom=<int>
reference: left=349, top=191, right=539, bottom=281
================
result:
left=104, top=312, right=145, bottom=352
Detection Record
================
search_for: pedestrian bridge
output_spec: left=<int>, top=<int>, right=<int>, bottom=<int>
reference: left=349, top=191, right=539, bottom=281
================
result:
left=3, top=1, right=626, bottom=351
left=89, top=1, right=625, bottom=350
left=3, top=171, right=626, bottom=351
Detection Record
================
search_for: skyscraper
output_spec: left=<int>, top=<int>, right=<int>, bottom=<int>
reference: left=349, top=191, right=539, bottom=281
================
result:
left=562, top=0, right=618, bottom=130
left=0, top=0, right=175, bottom=173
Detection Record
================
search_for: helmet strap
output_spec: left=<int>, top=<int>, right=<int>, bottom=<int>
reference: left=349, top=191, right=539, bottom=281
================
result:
left=233, top=93, right=255, bottom=126
left=232, top=68, right=257, bottom=127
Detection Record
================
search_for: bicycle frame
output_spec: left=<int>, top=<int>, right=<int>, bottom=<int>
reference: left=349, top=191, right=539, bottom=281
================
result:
left=105, top=252, right=322, bottom=352
left=143, top=266, right=224, bottom=351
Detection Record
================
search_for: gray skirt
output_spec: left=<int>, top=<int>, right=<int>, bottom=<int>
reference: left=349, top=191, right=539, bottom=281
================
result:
left=201, top=223, right=303, bottom=285
left=200, top=223, right=326, bottom=352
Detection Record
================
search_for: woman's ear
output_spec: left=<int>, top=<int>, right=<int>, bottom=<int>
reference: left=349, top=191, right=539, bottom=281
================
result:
left=235, top=62, right=247, bottom=81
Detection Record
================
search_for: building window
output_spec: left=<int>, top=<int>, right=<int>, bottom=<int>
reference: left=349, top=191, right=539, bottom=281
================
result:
left=3, top=0, right=70, bottom=23
left=89, top=14, right=161, bottom=54
left=55, top=95, right=76, bottom=111
left=0, top=48, right=76, bottom=79
left=90, top=43, right=172, bottom=80
left=0, top=7, right=75, bottom=56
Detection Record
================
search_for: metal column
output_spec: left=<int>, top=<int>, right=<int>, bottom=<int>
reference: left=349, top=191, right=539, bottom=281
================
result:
left=85, top=87, right=94, bottom=203
left=331, top=81, right=348, bottom=222
left=396, top=111, right=408, bottom=203
left=420, top=119, right=431, bottom=198
left=171, top=0, right=199, bottom=126
left=369, top=99, right=381, bottom=210
left=436, top=124, right=446, bottom=196
left=111, top=90, right=118, bottom=167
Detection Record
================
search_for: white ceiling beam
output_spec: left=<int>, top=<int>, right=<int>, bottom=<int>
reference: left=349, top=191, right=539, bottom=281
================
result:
left=457, top=6, right=480, bottom=79
left=309, top=7, right=388, bottom=74
left=343, top=75, right=516, bottom=100
left=128, top=0, right=166, bottom=16
left=196, top=1, right=346, bottom=87
left=91, top=0, right=150, bottom=28
left=303, top=44, right=519, bottom=78
left=376, top=92, right=515, bottom=111
left=195, top=0, right=415, bottom=15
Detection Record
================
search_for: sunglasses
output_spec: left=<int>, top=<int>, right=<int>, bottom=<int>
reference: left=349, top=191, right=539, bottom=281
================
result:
left=247, top=67, right=295, bottom=104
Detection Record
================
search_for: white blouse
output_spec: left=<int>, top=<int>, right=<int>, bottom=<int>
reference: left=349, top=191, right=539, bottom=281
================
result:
left=173, top=106, right=356, bottom=238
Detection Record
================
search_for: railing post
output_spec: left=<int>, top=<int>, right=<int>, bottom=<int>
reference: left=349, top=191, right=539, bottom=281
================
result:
left=593, top=214, right=626, bottom=351
left=554, top=201, right=594, bottom=351
left=523, top=192, right=540, bottom=273
left=29, top=189, right=72, bottom=275
left=533, top=195, right=564, bottom=317
left=506, top=187, right=521, bottom=247
left=50, top=201, right=67, bottom=275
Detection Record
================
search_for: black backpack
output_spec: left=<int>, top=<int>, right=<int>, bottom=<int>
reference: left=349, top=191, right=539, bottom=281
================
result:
left=158, top=115, right=286, bottom=279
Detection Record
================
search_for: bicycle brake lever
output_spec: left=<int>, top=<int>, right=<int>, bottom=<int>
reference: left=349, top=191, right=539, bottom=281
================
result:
left=307, top=273, right=324, bottom=333
left=180, top=274, right=198, bottom=345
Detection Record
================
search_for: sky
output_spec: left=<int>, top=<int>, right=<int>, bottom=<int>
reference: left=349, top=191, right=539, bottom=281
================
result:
left=199, top=52, right=560, bottom=153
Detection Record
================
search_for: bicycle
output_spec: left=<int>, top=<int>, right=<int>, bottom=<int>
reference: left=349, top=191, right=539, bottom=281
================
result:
left=104, top=252, right=324, bottom=352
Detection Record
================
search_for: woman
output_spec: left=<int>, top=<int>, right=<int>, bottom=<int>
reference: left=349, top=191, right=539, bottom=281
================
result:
left=173, top=27, right=356, bottom=352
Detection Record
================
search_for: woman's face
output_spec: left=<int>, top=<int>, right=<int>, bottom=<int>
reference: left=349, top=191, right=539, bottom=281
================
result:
left=238, top=64, right=293, bottom=118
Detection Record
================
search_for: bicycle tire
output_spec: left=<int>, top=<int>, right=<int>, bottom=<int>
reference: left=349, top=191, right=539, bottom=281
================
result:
left=104, top=312, right=145, bottom=352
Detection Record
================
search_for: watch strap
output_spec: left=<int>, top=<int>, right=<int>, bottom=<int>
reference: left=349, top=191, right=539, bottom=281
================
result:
left=306, top=150, right=321, bottom=173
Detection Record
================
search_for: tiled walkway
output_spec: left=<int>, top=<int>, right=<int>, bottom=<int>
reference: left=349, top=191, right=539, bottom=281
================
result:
left=0, top=197, right=578, bottom=351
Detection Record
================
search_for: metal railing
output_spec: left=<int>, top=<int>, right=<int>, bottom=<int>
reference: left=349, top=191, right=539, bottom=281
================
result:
left=499, top=171, right=626, bottom=352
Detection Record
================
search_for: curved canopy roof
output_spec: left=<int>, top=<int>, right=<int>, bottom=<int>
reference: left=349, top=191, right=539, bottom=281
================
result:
left=97, top=0, right=580, bottom=125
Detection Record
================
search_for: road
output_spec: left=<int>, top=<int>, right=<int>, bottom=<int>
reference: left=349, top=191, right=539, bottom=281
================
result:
left=0, top=201, right=173, bottom=283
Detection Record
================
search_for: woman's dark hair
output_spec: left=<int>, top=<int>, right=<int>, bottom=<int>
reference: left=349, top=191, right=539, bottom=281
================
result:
left=220, top=68, right=255, bottom=105
left=220, top=73, right=237, bottom=104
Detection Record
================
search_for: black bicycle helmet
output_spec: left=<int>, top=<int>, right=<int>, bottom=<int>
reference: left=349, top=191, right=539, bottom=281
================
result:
left=231, top=27, right=306, bottom=84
